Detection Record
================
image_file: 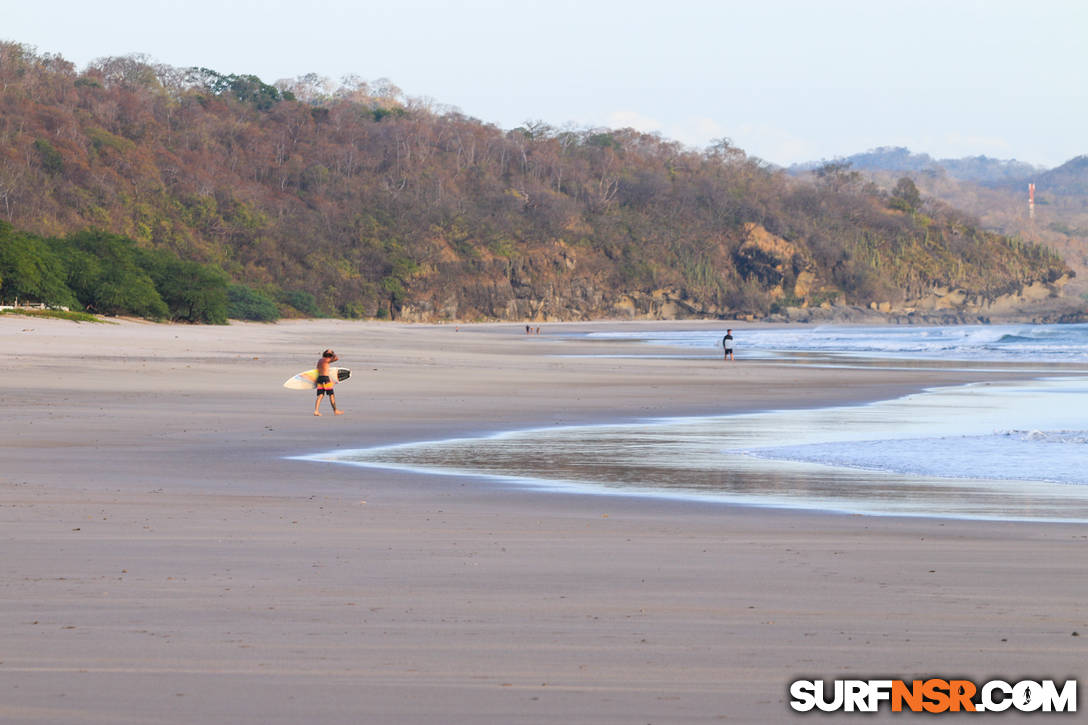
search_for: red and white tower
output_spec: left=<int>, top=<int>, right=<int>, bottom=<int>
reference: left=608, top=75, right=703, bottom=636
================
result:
left=1029, top=183, right=1036, bottom=220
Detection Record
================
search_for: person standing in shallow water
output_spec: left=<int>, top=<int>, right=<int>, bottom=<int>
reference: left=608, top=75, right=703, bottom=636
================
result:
left=313, top=349, right=344, bottom=416
left=722, top=329, right=734, bottom=361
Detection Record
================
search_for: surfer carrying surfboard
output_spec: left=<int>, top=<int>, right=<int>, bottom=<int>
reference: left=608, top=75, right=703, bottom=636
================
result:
left=314, top=349, right=344, bottom=416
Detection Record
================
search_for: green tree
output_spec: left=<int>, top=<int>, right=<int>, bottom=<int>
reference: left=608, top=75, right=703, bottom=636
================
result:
left=279, top=289, right=321, bottom=316
left=34, top=139, right=63, bottom=175
left=185, top=67, right=285, bottom=110
left=227, top=284, right=280, bottom=321
left=0, top=223, right=77, bottom=306
left=61, top=230, right=168, bottom=318
left=138, top=248, right=229, bottom=323
left=889, top=177, right=922, bottom=213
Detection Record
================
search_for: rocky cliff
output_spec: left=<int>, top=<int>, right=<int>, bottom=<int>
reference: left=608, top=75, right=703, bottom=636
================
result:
left=400, top=224, right=1076, bottom=324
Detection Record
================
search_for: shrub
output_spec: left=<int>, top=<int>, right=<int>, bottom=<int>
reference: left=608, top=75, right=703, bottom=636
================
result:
left=279, top=289, right=321, bottom=317
left=227, top=284, right=280, bottom=321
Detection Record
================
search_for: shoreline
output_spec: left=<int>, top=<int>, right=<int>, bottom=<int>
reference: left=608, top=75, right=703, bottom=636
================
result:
left=300, top=376, right=1088, bottom=524
left=3, top=317, right=1085, bottom=724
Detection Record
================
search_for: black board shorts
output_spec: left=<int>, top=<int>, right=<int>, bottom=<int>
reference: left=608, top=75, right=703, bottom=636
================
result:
left=315, top=374, right=333, bottom=395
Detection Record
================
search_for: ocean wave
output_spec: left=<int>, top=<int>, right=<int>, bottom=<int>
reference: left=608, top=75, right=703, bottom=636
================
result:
left=997, top=429, right=1088, bottom=444
left=741, top=430, right=1088, bottom=485
left=586, top=323, right=1088, bottom=362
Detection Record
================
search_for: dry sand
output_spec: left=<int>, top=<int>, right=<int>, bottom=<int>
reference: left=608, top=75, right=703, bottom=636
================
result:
left=1, top=316, right=1084, bottom=724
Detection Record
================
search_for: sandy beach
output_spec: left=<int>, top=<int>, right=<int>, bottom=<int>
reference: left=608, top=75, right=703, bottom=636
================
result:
left=1, top=316, right=1084, bottom=724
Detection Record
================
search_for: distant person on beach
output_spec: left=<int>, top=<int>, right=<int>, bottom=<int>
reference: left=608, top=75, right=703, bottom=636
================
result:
left=525, top=325, right=531, bottom=335
left=722, top=330, right=734, bottom=361
left=314, top=349, right=344, bottom=416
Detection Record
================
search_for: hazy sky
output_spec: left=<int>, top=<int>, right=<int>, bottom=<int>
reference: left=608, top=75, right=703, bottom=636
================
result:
left=5, top=0, right=1086, bottom=167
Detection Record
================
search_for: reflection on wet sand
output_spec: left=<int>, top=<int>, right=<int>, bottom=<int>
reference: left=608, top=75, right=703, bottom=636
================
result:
left=309, top=378, right=1088, bottom=523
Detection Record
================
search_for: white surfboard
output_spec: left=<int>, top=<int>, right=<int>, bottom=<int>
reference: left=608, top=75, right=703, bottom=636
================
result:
left=283, top=367, right=351, bottom=390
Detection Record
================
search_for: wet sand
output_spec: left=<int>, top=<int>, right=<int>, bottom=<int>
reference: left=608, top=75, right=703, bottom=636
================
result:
left=1, top=317, right=1084, bottom=723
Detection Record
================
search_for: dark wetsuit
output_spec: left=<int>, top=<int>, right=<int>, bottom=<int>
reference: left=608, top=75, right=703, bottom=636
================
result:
left=723, top=334, right=733, bottom=355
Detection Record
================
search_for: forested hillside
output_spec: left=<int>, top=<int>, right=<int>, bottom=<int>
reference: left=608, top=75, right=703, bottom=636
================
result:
left=796, top=149, right=1088, bottom=296
left=0, top=42, right=1073, bottom=321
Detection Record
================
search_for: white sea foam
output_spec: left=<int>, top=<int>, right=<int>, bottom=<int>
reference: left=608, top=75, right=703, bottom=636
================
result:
left=998, top=429, right=1088, bottom=444
left=584, top=323, right=1088, bottom=362
left=741, top=430, right=1088, bottom=486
